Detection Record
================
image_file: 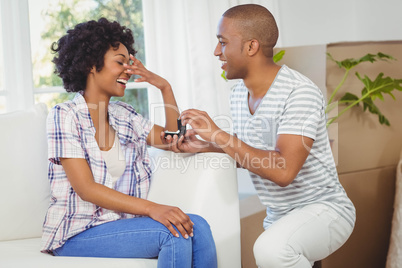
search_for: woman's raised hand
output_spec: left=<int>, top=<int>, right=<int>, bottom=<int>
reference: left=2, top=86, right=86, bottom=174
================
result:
left=124, top=54, right=171, bottom=91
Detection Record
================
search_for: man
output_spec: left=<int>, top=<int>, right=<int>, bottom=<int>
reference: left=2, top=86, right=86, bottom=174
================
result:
left=171, top=4, right=355, bottom=267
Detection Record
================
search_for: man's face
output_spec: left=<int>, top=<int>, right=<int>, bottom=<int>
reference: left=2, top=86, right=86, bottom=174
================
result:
left=214, top=17, right=248, bottom=80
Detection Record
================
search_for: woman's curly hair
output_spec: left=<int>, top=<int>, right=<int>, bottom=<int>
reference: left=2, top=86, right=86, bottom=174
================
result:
left=51, top=18, right=136, bottom=92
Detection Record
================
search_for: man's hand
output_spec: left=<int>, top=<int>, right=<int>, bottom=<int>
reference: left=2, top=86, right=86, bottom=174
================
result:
left=180, top=109, right=224, bottom=143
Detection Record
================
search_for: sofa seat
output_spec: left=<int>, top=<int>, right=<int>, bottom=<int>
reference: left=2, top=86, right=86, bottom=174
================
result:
left=0, top=238, right=156, bottom=268
left=0, top=104, right=241, bottom=268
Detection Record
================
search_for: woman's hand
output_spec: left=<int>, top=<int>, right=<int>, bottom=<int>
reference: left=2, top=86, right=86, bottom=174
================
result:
left=162, top=129, right=209, bottom=153
left=147, top=203, right=194, bottom=239
left=124, top=55, right=171, bottom=91
left=158, top=131, right=184, bottom=151
left=125, top=55, right=179, bottom=132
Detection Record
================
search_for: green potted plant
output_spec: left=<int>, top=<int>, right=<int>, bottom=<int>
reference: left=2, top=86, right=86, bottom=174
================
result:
left=326, top=52, right=402, bottom=127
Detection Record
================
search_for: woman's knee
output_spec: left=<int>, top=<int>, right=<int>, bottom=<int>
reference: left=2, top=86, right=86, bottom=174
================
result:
left=188, top=214, right=210, bottom=228
left=188, top=214, right=217, bottom=267
left=188, top=214, right=213, bottom=236
left=160, top=228, right=192, bottom=251
left=189, top=214, right=215, bottom=244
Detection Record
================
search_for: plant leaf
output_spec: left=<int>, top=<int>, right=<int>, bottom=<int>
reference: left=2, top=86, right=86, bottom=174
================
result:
left=327, top=52, right=396, bottom=71
left=327, top=53, right=344, bottom=69
left=358, top=73, right=402, bottom=98
left=327, top=51, right=401, bottom=127
left=377, top=52, right=396, bottom=61
left=358, top=53, right=377, bottom=64
left=356, top=72, right=371, bottom=89
left=361, top=97, right=390, bottom=125
left=339, top=92, right=360, bottom=106
left=221, top=70, right=228, bottom=82
left=351, top=72, right=402, bottom=126
left=339, top=58, right=360, bottom=70
left=273, top=50, right=285, bottom=63
left=373, top=92, right=384, bottom=101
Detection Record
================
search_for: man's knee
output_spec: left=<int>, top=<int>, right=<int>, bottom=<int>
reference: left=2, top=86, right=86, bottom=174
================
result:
left=253, top=232, right=292, bottom=267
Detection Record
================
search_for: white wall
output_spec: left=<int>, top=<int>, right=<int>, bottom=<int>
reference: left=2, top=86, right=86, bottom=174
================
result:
left=271, top=0, right=402, bottom=48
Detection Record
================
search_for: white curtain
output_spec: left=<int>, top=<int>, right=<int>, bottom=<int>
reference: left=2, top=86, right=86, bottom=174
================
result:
left=143, top=0, right=280, bottom=128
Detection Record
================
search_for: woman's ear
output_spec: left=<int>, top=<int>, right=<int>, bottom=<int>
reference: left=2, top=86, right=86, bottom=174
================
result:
left=90, top=66, right=96, bottom=74
left=247, top=39, right=260, bottom=56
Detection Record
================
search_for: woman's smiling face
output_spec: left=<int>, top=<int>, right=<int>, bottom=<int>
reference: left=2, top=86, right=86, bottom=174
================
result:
left=90, top=42, right=131, bottom=98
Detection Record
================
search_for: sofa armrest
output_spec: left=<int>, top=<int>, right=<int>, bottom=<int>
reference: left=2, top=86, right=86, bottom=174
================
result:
left=0, top=103, right=50, bottom=241
left=147, top=148, right=241, bottom=268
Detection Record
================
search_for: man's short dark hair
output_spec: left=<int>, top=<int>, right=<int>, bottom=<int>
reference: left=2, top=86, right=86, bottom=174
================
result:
left=223, top=4, right=279, bottom=57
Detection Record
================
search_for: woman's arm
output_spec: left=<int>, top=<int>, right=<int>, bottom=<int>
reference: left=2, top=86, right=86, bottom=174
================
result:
left=158, top=83, right=180, bottom=131
left=125, top=55, right=180, bottom=131
left=124, top=56, right=180, bottom=148
left=60, top=157, right=193, bottom=238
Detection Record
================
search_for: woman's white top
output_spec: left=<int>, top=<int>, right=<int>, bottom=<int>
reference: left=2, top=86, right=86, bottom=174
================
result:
left=100, top=131, right=126, bottom=187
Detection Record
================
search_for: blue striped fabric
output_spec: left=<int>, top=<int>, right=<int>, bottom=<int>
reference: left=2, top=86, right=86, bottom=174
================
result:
left=230, top=65, right=355, bottom=229
left=41, top=93, right=153, bottom=253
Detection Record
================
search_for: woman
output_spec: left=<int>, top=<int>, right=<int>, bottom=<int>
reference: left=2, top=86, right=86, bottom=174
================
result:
left=40, top=18, right=217, bottom=268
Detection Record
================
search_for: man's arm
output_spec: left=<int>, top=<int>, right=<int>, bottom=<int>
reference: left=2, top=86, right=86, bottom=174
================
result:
left=214, top=132, right=312, bottom=187
left=180, top=109, right=313, bottom=187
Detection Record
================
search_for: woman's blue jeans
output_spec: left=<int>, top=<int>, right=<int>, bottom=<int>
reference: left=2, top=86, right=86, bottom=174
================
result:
left=53, top=214, right=217, bottom=268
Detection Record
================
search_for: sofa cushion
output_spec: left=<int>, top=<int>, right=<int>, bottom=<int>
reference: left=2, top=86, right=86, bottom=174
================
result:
left=0, top=238, right=157, bottom=268
left=0, top=104, right=50, bottom=241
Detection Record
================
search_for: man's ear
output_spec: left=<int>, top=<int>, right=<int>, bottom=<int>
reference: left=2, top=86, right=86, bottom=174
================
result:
left=247, top=39, right=260, bottom=56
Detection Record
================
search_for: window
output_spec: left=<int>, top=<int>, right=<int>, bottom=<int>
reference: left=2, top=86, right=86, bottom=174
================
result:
left=28, top=0, right=148, bottom=117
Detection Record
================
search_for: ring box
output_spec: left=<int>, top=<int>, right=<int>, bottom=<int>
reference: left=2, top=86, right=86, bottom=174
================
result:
left=164, top=118, right=186, bottom=138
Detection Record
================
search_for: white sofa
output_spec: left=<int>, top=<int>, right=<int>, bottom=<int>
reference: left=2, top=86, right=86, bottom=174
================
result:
left=0, top=104, right=241, bottom=268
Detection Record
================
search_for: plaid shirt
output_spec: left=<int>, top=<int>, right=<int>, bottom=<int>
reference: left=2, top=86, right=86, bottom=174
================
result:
left=41, top=93, right=153, bottom=253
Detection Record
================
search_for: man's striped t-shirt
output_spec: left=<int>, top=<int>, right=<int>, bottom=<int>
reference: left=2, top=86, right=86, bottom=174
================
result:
left=230, top=65, right=355, bottom=229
